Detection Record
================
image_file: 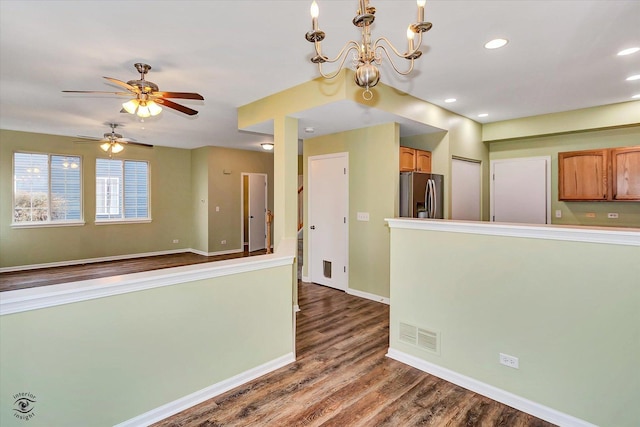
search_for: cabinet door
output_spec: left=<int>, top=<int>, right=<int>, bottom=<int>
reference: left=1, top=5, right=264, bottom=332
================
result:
left=558, top=150, right=608, bottom=201
left=415, top=149, right=432, bottom=172
left=400, top=147, right=416, bottom=172
left=611, top=146, right=640, bottom=201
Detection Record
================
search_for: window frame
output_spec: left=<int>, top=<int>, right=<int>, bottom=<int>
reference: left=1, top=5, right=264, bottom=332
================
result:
left=12, top=151, right=84, bottom=228
left=94, top=157, right=151, bottom=224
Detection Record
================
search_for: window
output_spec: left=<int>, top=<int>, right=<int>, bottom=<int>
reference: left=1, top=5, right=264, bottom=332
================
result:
left=96, top=158, right=149, bottom=221
left=13, top=152, right=82, bottom=224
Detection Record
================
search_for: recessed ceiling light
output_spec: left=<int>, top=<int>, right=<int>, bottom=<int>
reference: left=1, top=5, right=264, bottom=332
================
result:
left=618, top=47, right=640, bottom=56
left=261, top=143, right=274, bottom=151
left=304, top=127, right=315, bottom=133
left=632, top=94, right=640, bottom=99
left=444, top=98, right=457, bottom=103
left=478, top=113, right=489, bottom=118
left=627, top=75, right=640, bottom=81
left=484, top=38, right=508, bottom=49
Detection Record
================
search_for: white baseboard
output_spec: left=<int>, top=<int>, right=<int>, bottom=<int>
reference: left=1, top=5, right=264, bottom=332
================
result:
left=386, top=348, right=597, bottom=427
left=294, top=304, right=300, bottom=313
left=301, top=274, right=310, bottom=282
left=190, top=248, right=243, bottom=257
left=346, top=288, right=390, bottom=305
left=0, top=249, right=191, bottom=273
left=115, top=352, right=295, bottom=427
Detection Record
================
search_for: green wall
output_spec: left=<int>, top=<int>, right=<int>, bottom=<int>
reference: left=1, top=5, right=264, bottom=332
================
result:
left=0, top=265, right=294, bottom=427
left=490, top=126, right=640, bottom=227
left=389, top=225, right=640, bottom=427
left=0, top=130, right=193, bottom=268
left=205, top=146, right=274, bottom=253
left=303, top=123, right=399, bottom=298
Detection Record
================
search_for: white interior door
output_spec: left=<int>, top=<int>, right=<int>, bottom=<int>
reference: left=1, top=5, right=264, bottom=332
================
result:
left=308, top=153, right=348, bottom=290
left=248, top=173, right=267, bottom=252
left=452, top=158, right=482, bottom=221
left=491, top=157, right=550, bottom=224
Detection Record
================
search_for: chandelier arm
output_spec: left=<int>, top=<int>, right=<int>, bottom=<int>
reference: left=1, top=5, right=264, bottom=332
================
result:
left=376, top=45, right=416, bottom=76
left=314, top=40, right=361, bottom=64
left=374, top=35, right=422, bottom=60
left=317, top=45, right=360, bottom=79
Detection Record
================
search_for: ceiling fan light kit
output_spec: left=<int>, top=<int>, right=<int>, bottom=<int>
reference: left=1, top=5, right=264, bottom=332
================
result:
left=305, top=0, right=432, bottom=100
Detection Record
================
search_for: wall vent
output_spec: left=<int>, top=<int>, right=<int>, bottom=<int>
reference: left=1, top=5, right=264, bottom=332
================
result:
left=399, top=322, right=417, bottom=345
left=399, top=322, right=439, bottom=355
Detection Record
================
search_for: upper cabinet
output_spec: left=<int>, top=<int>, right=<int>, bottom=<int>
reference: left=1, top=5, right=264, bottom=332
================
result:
left=400, top=147, right=432, bottom=173
left=558, top=146, right=640, bottom=201
left=612, top=146, right=640, bottom=200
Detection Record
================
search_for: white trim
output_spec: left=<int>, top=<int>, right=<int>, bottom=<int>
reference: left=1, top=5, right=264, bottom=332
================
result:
left=95, top=219, right=152, bottom=225
left=385, top=218, right=640, bottom=246
left=0, top=248, right=192, bottom=273
left=386, top=348, right=597, bottom=427
left=1, top=253, right=295, bottom=315
left=294, top=304, right=300, bottom=312
left=114, top=353, right=295, bottom=427
left=301, top=274, right=310, bottom=282
left=346, top=288, right=390, bottom=305
left=191, top=248, right=244, bottom=257
left=11, top=220, right=85, bottom=229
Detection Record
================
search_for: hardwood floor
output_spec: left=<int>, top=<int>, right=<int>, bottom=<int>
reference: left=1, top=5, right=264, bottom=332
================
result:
left=0, top=249, right=266, bottom=292
left=153, top=282, right=556, bottom=427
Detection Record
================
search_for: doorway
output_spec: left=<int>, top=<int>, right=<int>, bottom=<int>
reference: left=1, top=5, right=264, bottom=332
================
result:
left=241, top=173, right=268, bottom=252
left=308, top=153, right=348, bottom=291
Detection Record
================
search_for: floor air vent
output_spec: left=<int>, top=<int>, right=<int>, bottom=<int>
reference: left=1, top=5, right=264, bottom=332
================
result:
left=399, top=322, right=440, bottom=355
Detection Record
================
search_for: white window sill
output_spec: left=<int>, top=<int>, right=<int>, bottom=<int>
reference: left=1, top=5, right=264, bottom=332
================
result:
left=11, top=221, right=85, bottom=229
left=95, top=219, right=152, bottom=225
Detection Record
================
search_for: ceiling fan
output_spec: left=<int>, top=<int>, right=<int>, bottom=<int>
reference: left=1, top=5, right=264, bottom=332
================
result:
left=76, top=123, right=152, bottom=157
left=63, top=63, right=204, bottom=117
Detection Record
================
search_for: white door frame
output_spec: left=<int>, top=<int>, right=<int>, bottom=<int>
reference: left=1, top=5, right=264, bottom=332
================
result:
left=240, top=172, right=268, bottom=252
left=307, top=152, right=349, bottom=291
left=490, top=156, right=551, bottom=224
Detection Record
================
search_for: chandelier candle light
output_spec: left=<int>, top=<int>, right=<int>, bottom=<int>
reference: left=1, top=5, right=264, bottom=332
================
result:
left=305, top=0, right=432, bottom=100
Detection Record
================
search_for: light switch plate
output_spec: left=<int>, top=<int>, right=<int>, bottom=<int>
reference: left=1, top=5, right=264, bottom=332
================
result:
left=357, top=212, right=370, bottom=221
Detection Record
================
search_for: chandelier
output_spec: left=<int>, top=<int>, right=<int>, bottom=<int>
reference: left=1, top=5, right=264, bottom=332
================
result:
left=305, top=0, right=432, bottom=100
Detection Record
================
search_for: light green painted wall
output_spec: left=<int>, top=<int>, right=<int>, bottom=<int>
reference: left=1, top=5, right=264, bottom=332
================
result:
left=389, top=227, right=640, bottom=427
left=304, top=123, right=399, bottom=298
left=0, top=265, right=294, bottom=427
left=205, top=146, right=274, bottom=253
left=191, top=147, right=209, bottom=253
left=490, top=126, right=640, bottom=227
left=0, top=130, right=192, bottom=268
left=483, top=101, right=640, bottom=141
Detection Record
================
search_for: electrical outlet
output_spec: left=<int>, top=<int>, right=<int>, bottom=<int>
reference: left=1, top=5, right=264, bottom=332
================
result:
left=499, top=353, right=519, bottom=369
left=357, top=212, right=370, bottom=221
left=172, top=239, right=179, bottom=244
left=607, top=213, right=619, bottom=219
left=221, top=240, right=227, bottom=245
left=555, top=210, right=562, bottom=218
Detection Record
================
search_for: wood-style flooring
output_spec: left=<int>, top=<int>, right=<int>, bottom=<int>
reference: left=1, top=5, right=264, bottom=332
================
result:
left=0, top=249, right=265, bottom=292
left=153, top=281, right=556, bottom=427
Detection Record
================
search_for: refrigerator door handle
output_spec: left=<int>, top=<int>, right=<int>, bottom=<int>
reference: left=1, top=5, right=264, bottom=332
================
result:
left=430, top=179, right=437, bottom=219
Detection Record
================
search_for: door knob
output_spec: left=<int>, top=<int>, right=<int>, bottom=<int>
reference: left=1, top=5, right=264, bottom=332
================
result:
left=310, top=225, right=316, bottom=229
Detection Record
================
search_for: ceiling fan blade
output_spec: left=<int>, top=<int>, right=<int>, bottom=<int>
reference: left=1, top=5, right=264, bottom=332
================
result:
left=103, top=77, right=140, bottom=93
left=62, top=90, right=131, bottom=96
left=153, top=91, right=204, bottom=100
left=156, top=98, right=199, bottom=116
left=125, top=141, right=154, bottom=148
left=75, top=135, right=103, bottom=141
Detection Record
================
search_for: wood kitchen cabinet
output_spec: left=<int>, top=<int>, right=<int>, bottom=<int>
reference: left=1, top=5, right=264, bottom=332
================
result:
left=400, top=147, right=432, bottom=173
left=558, top=145, right=640, bottom=201
left=611, top=146, right=640, bottom=200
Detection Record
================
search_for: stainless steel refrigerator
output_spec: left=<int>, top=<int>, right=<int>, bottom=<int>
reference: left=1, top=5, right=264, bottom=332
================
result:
left=400, top=172, right=444, bottom=218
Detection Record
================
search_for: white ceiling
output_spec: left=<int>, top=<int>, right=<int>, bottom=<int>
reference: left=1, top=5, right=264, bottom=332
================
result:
left=1, top=1, right=639, bottom=152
